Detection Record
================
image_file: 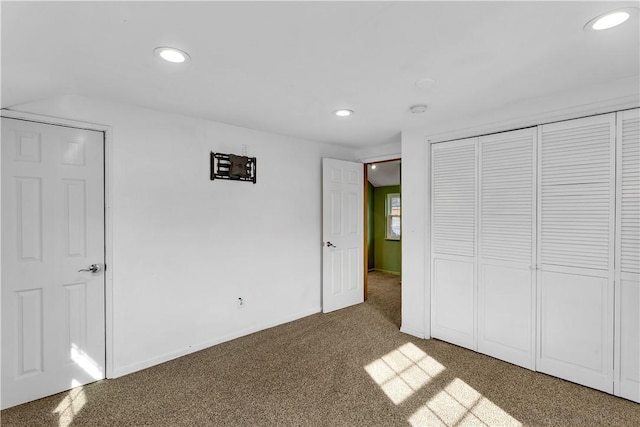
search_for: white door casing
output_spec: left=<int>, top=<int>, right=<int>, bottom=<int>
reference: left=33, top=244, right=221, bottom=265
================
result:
left=536, top=113, right=615, bottom=394
left=1, top=118, right=106, bottom=409
left=322, top=158, right=364, bottom=313
left=614, top=108, right=640, bottom=403
left=477, top=128, right=537, bottom=370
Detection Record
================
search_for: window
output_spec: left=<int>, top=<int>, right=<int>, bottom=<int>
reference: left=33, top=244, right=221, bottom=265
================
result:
left=386, top=193, right=401, bottom=240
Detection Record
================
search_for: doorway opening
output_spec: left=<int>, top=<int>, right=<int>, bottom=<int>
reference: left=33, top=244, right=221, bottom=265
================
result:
left=364, top=159, right=401, bottom=327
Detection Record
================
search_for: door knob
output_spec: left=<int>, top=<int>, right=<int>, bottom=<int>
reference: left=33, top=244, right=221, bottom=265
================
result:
left=79, top=264, right=101, bottom=273
left=326, top=242, right=336, bottom=248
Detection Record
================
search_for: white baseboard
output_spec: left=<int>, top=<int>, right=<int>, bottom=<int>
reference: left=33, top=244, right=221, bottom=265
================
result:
left=400, top=325, right=427, bottom=339
left=111, top=306, right=322, bottom=378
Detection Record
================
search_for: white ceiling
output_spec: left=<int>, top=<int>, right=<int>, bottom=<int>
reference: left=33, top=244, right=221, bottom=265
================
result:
left=2, top=1, right=638, bottom=148
left=368, top=160, right=401, bottom=188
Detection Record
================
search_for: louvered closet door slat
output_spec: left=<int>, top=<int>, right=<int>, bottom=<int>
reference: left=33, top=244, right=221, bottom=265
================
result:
left=477, top=128, right=536, bottom=369
left=537, top=113, right=615, bottom=394
left=430, top=138, right=476, bottom=351
left=431, top=140, right=476, bottom=257
left=620, top=114, right=640, bottom=274
left=615, top=108, right=640, bottom=403
left=540, top=119, right=613, bottom=270
left=480, top=133, right=533, bottom=263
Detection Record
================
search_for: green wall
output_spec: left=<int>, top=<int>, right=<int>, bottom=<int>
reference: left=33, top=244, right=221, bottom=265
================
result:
left=372, top=185, right=401, bottom=274
left=367, top=182, right=375, bottom=270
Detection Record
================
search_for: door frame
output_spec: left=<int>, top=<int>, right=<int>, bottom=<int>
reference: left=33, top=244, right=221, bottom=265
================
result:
left=1, top=108, right=115, bottom=379
left=363, top=157, right=402, bottom=301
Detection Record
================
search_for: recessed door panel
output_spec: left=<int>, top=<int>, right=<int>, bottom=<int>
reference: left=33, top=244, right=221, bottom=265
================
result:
left=431, top=257, right=474, bottom=350
left=64, top=180, right=87, bottom=258
left=538, top=270, right=612, bottom=392
left=16, top=289, right=44, bottom=376
left=64, top=282, right=88, bottom=363
left=347, top=248, right=359, bottom=291
left=617, top=274, right=640, bottom=401
left=61, top=138, right=86, bottom=166
left=347, top=192, right=358, bottom=234
left=331, top=250, right=343, bottom=296
left=330, top=191, right=343, bottom=236
left=15, top=131, right=42, bottom=163
left=478, top=264, right=533, bottom=369
left=16, top=178, right=43, bottom=262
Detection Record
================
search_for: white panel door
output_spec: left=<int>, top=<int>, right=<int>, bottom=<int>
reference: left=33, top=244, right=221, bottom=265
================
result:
left=322, top=158, right=363, bottom=313
left=537, top=114, right=615, bottom=393
left=478, top=128, right=536, bottom=370
left=431, top=138, right=477, bottom=350
left=615, top=108, right=640, bottom=402
left=1, top=118, right=106, bottom=409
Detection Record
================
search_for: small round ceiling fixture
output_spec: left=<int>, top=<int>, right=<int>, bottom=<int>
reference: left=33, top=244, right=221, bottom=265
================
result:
left=410, top=105, right=428, bottom=114
left=154, top=47, right=191, bottom=63
left=371, top=164, right=377, bottom=170
left=335, top=109, right=354, bottom=117
left=585, top=8, right=635, bottom=31
left=415, top=77, right=436, bottom=89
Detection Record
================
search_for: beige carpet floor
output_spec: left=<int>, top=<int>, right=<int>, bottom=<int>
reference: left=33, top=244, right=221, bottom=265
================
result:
left=1, top=271, right=639, bottom=426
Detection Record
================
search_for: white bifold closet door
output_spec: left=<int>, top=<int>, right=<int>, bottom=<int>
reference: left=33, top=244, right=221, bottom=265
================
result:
left=431, top=138, right=477, bottom=351
left=478, top=128, right=536, bottom=370
left=430, top=129, right=537, bottom=369
left=615, top=108, right=640, bottom=402
left=537, top=113, right=616, bottom=394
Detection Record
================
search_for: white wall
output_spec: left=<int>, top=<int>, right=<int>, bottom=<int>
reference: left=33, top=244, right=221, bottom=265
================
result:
left=399, top=130, right=428, bottom=338
left=355, top=140, right=401, bottom=163
left=9, top=95, right=356, bottom=377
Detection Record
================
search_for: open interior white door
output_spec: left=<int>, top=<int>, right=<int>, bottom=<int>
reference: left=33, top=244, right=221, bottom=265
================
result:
left=322, top=158, right=364, bottom=313
left=1, top=117, right=106, bottom=409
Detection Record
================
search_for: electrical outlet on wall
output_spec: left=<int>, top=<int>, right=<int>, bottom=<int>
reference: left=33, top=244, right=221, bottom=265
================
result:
left=237, top=297, right=244, bottom=308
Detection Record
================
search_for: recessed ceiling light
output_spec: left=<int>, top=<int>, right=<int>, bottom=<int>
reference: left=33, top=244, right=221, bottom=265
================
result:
left=585, top=8, right=635, bottom=31
left=371, top=164, right=377, bottom=170
left=592, top=11, right=630, bottom=30
left=410, top=105, right=428, bottom=114
left=154, top=47, right=191, bottom=63
left=335, top=109, right=354, bottom=117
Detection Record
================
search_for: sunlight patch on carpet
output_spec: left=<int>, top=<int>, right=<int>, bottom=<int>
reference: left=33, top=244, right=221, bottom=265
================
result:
left=53, top=380, right=86, bottom=427
left=408, top=378, right=522, bottom=427
left=364, top=342, right=445, bottom=404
